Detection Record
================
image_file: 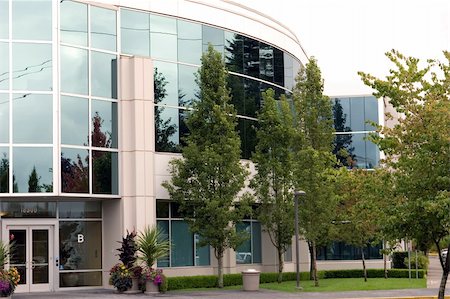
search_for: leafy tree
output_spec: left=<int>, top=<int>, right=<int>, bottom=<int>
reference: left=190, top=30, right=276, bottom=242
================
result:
left=292, top=57, right=337, bottom=286
left=163, top=45, right=250, bottom=288
left=359, top=50, right=450, bottom=298
left=252, top=89, right=296, bottom=283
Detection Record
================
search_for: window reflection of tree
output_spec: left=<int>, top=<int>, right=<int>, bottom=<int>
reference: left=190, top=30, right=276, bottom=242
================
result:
left=332, top=99, right=355, bottom=168
left=154, top=68, right=178, bottom=152
left=27, top=165, right=52, bottom=193
left=91, top=114, right=112, bottom=194
left=61, top=153, right=88, bottom=193
left=0, top=152, right=9, bottom=192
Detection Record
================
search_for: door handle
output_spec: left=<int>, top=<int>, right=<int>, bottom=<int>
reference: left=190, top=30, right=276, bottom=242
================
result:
left=32, top=260, right=36, bottom=269
left=55, top=257, right=59, bottom=267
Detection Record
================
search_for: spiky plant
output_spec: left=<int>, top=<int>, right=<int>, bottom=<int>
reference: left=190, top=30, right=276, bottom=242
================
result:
left=136, top=226, right=170, bottom=268
left=117, top=230, right=138, bottom=269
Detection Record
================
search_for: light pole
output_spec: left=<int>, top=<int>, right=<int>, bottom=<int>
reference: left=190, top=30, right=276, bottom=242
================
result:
left=294, top=190, right=306, bottom=290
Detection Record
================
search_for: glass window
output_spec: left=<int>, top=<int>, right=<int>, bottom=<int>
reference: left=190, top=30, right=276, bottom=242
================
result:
left=273, top=48, right=284, bottom=86
left=90, top=6, right=116, bottom=51
left=61, top=148, right=89, bottom=193
left=91, top=51, right=117, bottom=99
left=251, top=222, right=262, bottom=263
left=91, top=100, right=118, bottom=148
left=195, top=234, right=210, bottom=266
left=0, top=94, right=8, bottom=143
left=284, top=245, right=292, bottom=262
left=12, top=0, right=52, bottom=41
left=61, top=46, right=88, bottom=95
left=13, top=93, right=52, bottom=144
left=0, top=0, right=8, bottom=39
left=225, top=32, right=243, bottom=73
left=177, top=20, right=201, bottom=65
left=61, top=96, right=88, bottom=146
left=120, top=9, right=150, bottom=56
left=12, top=43, right=52, bottom=91
left=156, top=220, right=169, bottom=267
left=228, top=75, right=245, bottom=115
left=59, top=221, right=102, bottom=270
left=150, top=15, right=177, bottom=61
left=178, top=64, right=198, bottom=107
left=317, top=241, right=382, bottom=260
left=352, top=133, right=366, bottom=168
left=364, top=96, right=378, bottom=131
left=59, top=202, right=101, bottom=219
left=60, top=271, right=102, bottom=288
left=0, top=202, right=56, bottom=218
left=0, top=42, right=8, bottom=90
left=333, top=97, right=351, bottom=132
left=13, top=147, right=53, bottom=193
left=236, top=222, right=251, bottom=264
left=365, top=134, right=380, bottom=169
left=153, top=61, right=178, bottom=106
left=171, top=221, right=193, bottom=267
left=243, top=37, right=259, bottom=78
left=155, top=106, right=179, bottom=153
left=243, top=77, right=261, bottom=118
left=92, top=150, right=118, bottom=195
left=156, top=201, right=169, bottom=218
left=202, top=25, right=224, bottom=55
left=238, top=117, right=257, bottom=160
left=0, top=147, right=8, bottom=193
left=60, top=0, right=88, bottom=46
left=283, top=53, right=294, bottom=90
left=350, top=97, right=365, bottom=132
left=259, top=43, right=274, bottom=82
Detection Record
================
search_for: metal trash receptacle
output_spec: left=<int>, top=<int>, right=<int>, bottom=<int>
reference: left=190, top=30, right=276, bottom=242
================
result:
left=242, top=269, right=260, bottom=291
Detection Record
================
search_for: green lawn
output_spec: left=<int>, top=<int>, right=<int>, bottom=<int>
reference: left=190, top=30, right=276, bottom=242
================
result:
left=260, top=278, right=426, bottom=293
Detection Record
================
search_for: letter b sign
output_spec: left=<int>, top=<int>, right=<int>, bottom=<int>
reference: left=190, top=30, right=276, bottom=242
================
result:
left=77, top=234, right=85, bottom=243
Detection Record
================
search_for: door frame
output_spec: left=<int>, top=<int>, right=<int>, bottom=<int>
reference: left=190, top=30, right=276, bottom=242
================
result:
left=1, top=219, right=59, bottom=293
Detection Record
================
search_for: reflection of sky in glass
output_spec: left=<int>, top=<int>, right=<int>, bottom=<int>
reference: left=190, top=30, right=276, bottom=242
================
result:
left=178, top=65, right=198, bottom=106
left=0, top=42, right=8, bottom=90
left=364, top=96, right=378, bottom=131
left=13, top=147, right=53, bottom=193
left=12, top=43, right=52, bottom=91
left=61, top=0, right=88, bottom=46
left=120, top=9, right=150, bottom=56
left=178, top=20, right=201, bottom=65
left=0, top=147, right=8, bottom=193
left=91, top=100, right=117, bottom=148
left=0, top=94, right=8, bottom=143
left=350, top=97, right=365, bottom=132
left=151, top=33, right=177, bottom=61
left=91, top=6, right=116, bottom=51
left=91, top=51, right=117, bottom=99
left=0, top=0, right=8, bottom=39
left=61, top=46, right=88, bottom=95
left=13, top=94, right=52, bottom=143
left=61, top=96, right=88, bottom=146
left=159, top=107, right=179, bottom=144
left=153, top=61, right=178, bottom=107
left=150, top=14, right=176, bottom=34
left=12, top=0, right=52, bottom=41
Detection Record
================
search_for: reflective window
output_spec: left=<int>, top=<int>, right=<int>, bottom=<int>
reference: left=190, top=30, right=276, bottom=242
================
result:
left=90, top=6, right=116, bottom=51
left=91, top=51, right=117, bottom=99
left=364, top=96, right=378, bottom=131
left=178, top=64, right=198, bottom=107
left=0, top=0, right=8, bottom=39
left=61, top=46, right=88, bottom=95
left=171, top=221, right=193, bottom=267
left=243, top=78, right=261, bottom=117
left=273, top=48, right=284, bottom=86
left=317, top=241, right=382, bottom=260
left=61, top=96, right=88, bottom=146
left=156, top=201, right=169, bottom=218
left=155, top=106, right=179, bottom=152
left=228, top=75, right=245, bottom=115
left=120, top=9, right=150, bottom=56
left=13, top=147, right=53, bottom=193
left=13, top=94, right=52, bottom=144
left=153, top=62, right=178, bottom=106
left=92, top=150, right=118, bottom=194
left=150, top=15, right=177, bottom=61
left=12, top=43, right=52, bottom=91
left=12, top=0, right=52, bottom=41
left=259, top=43, right=274, bottom=82
left=91, top=100, right=117, bottom=148
left=365, top=134, right=380, bottom=169
left=61, top=0, right=88, bottom=46
left=59, top=202, right=101, bottom=219
left=202, top=25, right=224, bottom=54
left=225, top=32, right=243, bottom=73
left=283, top=53, right=294, bottom=90
left=0, top=94, right=8, bottom=143
left=0, top=42, right=8, bottom=90
left=0, top=201, right=56, bottom=217
left=156, top=220, right=169, bottom=267
left=60, top=271, right=102, bottom=288
left=238, top=117, right=257, bottom=160
left=61, top=148, right=89, bottom=193
left=236, top=221, right=261, bottom=264
left=0, top=147, right=8, bottom=193
left=59, top=221, right=102, bottom=270
left=350, top=97, right=365, bottom=132
left=352, top=133, right=366, bottom=168
left=333, top=98, right=351, bottom=131
left=177, top=20, right=201, bottom=65
left=243, top=37, right=259, bottom=78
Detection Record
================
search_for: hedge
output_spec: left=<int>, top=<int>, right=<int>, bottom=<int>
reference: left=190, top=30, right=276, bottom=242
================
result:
left=165, top=269, right=425, bottom=291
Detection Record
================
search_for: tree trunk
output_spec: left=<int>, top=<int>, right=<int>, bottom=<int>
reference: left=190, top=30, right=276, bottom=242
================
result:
left=312, top=241, right=319, bottom=287
left=438, top=244, right=450, bottom=299
left=217, top=250, right=224, bottom=288
left=383, top=241, right=388, bottom=279
left=308, top=241, right=314, bottom=280
left=277, top=248, right=284, bottom=283
left=361, top=247, right=367, bottom=282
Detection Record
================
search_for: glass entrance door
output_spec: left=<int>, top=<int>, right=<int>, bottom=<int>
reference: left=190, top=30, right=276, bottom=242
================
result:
left=4, top=225, right=53, bottom=292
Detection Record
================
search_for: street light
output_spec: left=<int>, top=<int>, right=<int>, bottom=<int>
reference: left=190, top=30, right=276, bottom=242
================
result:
left=294, top=190, right=306, bottom=290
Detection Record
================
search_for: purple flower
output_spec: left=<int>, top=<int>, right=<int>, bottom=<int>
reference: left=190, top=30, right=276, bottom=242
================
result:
left=0, top=280, right=10, bottom=292
left=153, top=274, right=162, bottom=285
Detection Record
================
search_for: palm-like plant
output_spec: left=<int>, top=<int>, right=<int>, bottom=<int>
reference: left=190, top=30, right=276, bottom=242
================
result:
left=0, top=241, right=9, bottom=269
left=136, top=226, right=170, bottom=268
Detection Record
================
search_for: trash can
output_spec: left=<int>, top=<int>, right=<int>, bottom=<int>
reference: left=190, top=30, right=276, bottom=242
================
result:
left=242, top=269, right=260, bottom=291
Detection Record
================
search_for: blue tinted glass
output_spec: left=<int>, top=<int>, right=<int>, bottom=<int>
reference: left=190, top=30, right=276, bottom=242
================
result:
left=13, top=147, right=53, bottom=193
left=0, top=147, right=8, bottom=193
left=178, top=64, right=198, bottom=107
left=352, top=133, right=366, bottom=168
left=61, top=46, right=88, bottom=95
left=92, top=150, right=118, bottom=194
left=364, top=96, right=378, bottom=131
left=202, top=25, right=224, bottom=55
left=350, top=97, right=365, bottom=132
left=91, top=51, right=117, bottom=99
left=61, top=147, right=89, bottom=193
left=61, top=0, right=88, bottom=46
left=155, top=106, right=179, bottom=152
left=0, top=94, right=8, bottom=143
left=236, top=222, right=251, bottom=264
left=171, top=221, right=193, bottom=267
left=195, top=234, right=210, bottom=266
left=177, top=20, right=201, bottom=65
left=120, top=9, right=150, bottom=56
left=153, top=61, right=178, bottom=106
left=0, top=42, right=7, bottom=90
left=365, top=133, right=380, bottom=168
left=333, top=98, right=351, bottom=132
left=13, top=93, right=52, bottom=144
left=90, top=6, right=116, bottom=51
left=156, top=220, right=169, bottom=267
left=252, top=222, right=262, bottom=263
left=150, top=14, right=177, bottom=61
left=0, top=0, right=8, bottom=39
left=12, top=0, right=52, bottom=41
left=61, top=96, right=88, bottom=146
left=150, top=14, right=176, bottom=34
left=12, top=43, right=52, bottom=91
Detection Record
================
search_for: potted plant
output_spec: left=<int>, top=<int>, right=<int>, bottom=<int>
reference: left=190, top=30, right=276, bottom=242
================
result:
left=0, top=239, right=20, bottom=298
left=110, top=230, right=141, bottom=293
left=136, top=226, right=169, bottom=294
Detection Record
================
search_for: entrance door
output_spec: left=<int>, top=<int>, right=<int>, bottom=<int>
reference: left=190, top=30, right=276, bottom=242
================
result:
left=3, top=225, right=53, bottom=292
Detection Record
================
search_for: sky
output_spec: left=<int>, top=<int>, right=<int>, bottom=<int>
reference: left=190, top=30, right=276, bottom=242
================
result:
left=241, top=0, right=450, bottom=96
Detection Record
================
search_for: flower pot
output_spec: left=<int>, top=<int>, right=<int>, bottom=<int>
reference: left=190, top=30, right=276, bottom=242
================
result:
left=123, top=277, right=140, bottom=294
left=144, top=280, right=159, bottom=295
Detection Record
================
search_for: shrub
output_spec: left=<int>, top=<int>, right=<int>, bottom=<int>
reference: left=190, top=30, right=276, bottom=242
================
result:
left=392, top=251, right=409, bottom=269
left=404, top=252, right=429, bottom=270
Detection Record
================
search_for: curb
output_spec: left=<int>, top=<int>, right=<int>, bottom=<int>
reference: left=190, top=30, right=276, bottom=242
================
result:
left=346, top=297, right=450, bottom=299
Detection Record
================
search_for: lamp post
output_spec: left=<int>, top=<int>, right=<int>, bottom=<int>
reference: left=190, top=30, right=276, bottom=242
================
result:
left=294, top=190, right=306, bottom=290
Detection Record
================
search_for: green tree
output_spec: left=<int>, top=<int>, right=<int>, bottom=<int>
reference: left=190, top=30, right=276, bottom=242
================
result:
left=252, top=89, right=295, bottom=283
left=163, top=45, right=250, bottom=288
left=292, top=57, right=337, bottom=286
left=359, top=50, right=450, bottom=298
left=28, top=166, right=40, bottom=192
